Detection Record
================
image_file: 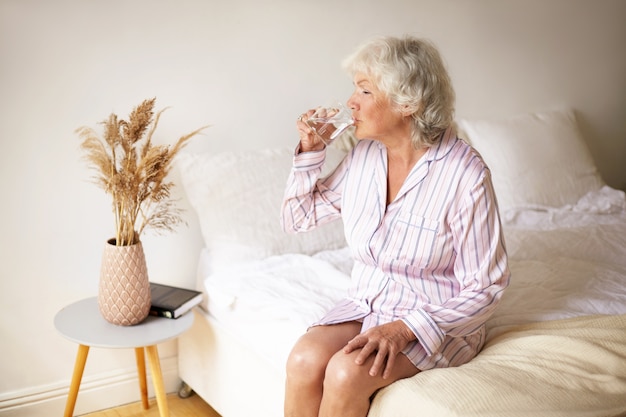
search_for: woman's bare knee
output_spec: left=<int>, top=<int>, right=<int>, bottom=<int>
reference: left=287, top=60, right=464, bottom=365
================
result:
left=324, top=351, right=373, bottom=394
left=286, top=339, right=325, bottom=384
left=324, top=349, right=420, bottom=396
left=285, top=322, right=366, bottom=417
left=286, top=323, right=362, bottom=383
left=318, top=351, right=375, bottom=417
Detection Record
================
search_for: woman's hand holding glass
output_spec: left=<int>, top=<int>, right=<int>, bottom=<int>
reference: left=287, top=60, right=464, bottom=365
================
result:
left=296, top=101, right=354, bottom=152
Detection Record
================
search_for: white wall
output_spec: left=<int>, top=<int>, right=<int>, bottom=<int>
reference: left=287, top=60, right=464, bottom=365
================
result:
left=0, top=0, right=624, bottom=415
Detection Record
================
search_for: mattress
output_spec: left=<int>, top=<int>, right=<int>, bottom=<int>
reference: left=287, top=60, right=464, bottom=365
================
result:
left=198, top=187, right=626, bottom=375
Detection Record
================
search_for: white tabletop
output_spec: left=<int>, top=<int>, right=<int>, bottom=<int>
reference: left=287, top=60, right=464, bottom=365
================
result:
left=54, top=297, right=194, bottom=348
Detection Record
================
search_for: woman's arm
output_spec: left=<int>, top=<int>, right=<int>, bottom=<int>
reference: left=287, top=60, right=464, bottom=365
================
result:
left=280, top=146, right=349, bottom=233
left=402, top=173, right=510, bottom=357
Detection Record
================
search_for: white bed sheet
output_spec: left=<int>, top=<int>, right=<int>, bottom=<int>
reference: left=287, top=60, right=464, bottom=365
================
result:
left=199, top=248, right=351, bottom=371
left=199, top=187, right=626, bottom=373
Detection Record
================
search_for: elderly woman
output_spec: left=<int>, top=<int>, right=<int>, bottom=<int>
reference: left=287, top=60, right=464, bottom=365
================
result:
left=281, top=36, right=510, bottom=417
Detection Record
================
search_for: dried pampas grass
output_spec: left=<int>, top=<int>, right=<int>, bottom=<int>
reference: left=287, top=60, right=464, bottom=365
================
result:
left=77, top=97, right=208, bottom=246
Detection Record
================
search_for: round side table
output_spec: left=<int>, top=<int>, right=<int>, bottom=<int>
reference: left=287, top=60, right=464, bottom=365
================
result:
left=54, top=297, right=194, bottom=417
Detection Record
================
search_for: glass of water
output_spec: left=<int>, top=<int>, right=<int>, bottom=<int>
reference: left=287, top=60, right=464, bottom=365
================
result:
left=306, top=101, right=354, bottom=145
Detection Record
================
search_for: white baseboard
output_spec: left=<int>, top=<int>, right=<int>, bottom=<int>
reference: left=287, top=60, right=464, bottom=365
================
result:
left=0, top=356, right=180, bottom=417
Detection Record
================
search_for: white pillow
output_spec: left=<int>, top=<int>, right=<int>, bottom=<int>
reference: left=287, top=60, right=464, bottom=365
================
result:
left=177, top=147, right=347, bottom=272
left=458, top=108, right=604, bottom=212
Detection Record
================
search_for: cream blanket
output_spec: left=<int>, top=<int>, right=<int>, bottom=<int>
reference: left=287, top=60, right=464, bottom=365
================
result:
left=369, top=314, right=626, bottom=417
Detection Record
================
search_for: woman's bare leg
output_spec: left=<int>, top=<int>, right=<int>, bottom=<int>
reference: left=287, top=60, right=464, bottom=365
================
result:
left=284, top=321, right=362, bottom=417
left=319, top=349, right=419, bottom=417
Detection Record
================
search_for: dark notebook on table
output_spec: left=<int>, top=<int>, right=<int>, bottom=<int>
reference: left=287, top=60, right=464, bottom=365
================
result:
left=150, top=282, right=202, bottom=319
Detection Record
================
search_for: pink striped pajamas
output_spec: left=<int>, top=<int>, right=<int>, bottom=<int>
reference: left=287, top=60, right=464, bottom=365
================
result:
left=281, top=128, right=510, bottom=370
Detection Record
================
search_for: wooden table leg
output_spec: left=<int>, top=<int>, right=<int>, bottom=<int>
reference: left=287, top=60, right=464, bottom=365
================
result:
left=134, top=347, right=149, bottom=410
left=146, top=345, right=169, bottom=417
left=64, top=344, right=89, bottom=417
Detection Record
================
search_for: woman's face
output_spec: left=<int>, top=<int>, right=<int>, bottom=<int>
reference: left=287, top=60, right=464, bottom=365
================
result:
left=347, top=72, right=410, bottom=143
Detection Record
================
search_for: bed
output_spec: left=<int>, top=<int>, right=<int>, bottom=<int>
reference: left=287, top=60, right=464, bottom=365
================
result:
left=176, top=108, right=626, bottom=417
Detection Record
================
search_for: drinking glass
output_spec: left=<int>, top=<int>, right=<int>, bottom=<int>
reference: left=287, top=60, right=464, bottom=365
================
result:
left=306, top=101, right=354, bottom=145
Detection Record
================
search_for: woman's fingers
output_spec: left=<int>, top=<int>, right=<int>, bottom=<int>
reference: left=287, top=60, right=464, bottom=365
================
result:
left=344, top=321, right=412, bottom=378
left=354, top=339, right=377, bottom=365
left=296, top=109, right=325, bottom=151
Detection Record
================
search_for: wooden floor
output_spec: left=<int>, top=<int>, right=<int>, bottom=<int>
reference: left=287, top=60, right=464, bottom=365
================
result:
left=80, top=393, right=221, bottom=417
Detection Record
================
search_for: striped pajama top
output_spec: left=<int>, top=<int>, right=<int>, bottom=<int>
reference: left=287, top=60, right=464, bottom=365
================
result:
left=281, top=128, right=510, bottom=370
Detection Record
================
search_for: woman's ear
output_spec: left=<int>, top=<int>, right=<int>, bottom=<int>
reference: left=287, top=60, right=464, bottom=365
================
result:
left=401, top=104, right=418, bottom=118
left=405, top=101, right=423, bottom=118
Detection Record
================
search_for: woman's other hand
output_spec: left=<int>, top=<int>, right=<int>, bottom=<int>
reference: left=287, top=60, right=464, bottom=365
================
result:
left=343, top=320, right=416, bottom=379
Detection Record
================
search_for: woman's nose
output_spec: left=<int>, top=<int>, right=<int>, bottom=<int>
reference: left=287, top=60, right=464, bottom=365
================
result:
left=347, top=96, right=357, bottom=110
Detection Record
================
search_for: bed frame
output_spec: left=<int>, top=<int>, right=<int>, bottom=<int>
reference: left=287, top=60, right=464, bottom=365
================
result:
left=178, top=308, right=284, bottom=417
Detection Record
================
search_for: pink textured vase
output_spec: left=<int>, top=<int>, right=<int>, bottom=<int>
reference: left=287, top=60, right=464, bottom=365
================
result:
left=97, top=238, right=151, bottom=326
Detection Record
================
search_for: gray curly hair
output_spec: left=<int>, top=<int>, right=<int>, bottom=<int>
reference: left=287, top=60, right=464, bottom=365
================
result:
left=342, top=36, right=455, bottom=148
